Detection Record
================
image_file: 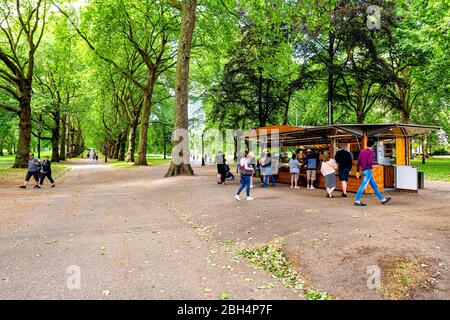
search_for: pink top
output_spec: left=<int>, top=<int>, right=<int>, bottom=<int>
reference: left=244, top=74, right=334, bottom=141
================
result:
left=321, top=159, right=338, bottom=176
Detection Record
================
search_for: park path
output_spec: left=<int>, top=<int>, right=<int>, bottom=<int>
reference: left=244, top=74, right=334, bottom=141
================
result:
left=0, top=160, right=302, bottom=299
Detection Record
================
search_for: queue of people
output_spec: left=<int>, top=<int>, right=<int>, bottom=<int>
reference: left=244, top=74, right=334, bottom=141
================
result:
left=216, top=140, right=392, bottom=206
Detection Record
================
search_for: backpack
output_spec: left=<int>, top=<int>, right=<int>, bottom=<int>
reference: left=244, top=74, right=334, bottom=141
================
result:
left=240, top=159, right=253, bottom=176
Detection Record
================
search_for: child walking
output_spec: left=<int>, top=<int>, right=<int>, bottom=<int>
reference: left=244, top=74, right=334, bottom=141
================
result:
left=321, top=151, right=338, bottom=198
left=289, top=153, right=301, bottom=189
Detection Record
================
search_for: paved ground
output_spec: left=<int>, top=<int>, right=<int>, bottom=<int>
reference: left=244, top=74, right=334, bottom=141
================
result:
left=0, top=160, right=302, bottom=300
left=0, top=160, right=449, bottom=299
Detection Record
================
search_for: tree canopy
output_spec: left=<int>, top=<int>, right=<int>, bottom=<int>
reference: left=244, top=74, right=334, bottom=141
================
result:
left=0, top=0, right=448, bottom=168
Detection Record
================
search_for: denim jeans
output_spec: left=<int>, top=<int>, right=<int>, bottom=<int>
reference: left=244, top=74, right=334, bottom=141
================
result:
left=355, top=169, right=384, bottom=201
left=263, top=175, right=276, bottom=187
left=237, top=175, right=251, bottom=197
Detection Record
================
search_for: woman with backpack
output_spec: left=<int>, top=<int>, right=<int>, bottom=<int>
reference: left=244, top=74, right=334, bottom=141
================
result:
left=235, top=151, right=255, bottom=201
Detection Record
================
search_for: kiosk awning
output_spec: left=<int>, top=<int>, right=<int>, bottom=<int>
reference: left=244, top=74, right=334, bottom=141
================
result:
left=244, top=123, right=441, bottom=146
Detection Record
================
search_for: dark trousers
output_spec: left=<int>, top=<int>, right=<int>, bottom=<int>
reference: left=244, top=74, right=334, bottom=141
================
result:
left=40, top=172, right=54, bottom=185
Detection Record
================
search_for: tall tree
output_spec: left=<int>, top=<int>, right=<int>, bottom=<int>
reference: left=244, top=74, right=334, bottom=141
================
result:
left=56, top=0, right=178, bottom=166
left=166, top=0, right=197, bottom=176
left=0, top=0, right=47, bottom=167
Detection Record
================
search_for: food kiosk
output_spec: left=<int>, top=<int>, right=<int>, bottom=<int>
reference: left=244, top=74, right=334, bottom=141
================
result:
left=243, top=124, right=440, bottom=193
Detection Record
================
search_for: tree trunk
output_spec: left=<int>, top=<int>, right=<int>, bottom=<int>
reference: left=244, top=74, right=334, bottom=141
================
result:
left=327, top=32, right=335, bottom=125
left=66, top=117, right=72, bottom=158
left=51, top=111, right=60, bottom=162
left=60, top=115, right=67, bottom=161
left=356, top=112, right=366, bottom=124
left=283, top=91, right=291, bottom=125
left=14, top=95, right=32, bottom=168
left=400, top=108, right=410, bottom=124
left=135, top=76, right=156, bottom=166
left=113, top=140, right=120, bottom=159
left=0, top=140, right=3, bottom=156
left=166, top=0, right=197, bottom=177
left=421, top=138, right=426, bottom=164
left=126, top=122, right=137, bottom=162
left=118, top=131, right=126, bottom=161
left=257, top=71, right=264, bottom=127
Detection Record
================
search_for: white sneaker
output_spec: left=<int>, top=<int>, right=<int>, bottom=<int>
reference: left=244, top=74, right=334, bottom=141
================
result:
left=246, top=197, right=255, bottom=201
left=234, top=195, right=240, bottom=201
left=295, top=186, right=300, bottom=189
left=310, top=186, right=315, bottom=190
left=290, top=185, right=293, bottom=189
left=307, top=185, right=310, bottom=189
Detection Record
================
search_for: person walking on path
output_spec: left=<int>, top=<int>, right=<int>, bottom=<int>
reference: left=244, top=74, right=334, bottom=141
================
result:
left=289, top=153, right=301, bottom=189
left=39, top=156, right=56, bottom=188
left=216, top=152, right=226, bottom=185
left=335, top=144, right=353, bottom=198
left=20, top=153, right=41, bottom=189
left=235, top=151, right=255, bottom=201
left=303, top=149, right=317, bottom=189
left=262, top=152, right=276, bottom=188
left=354, top=140, right=391, bottom=206
left=321, top=151, right=338, bottom=198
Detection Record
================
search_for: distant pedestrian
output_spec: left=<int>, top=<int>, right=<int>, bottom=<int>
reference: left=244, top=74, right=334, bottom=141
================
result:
left=235, top=151, right=255, bottom=201
left=303, top=149, right=317, bottom=189
left=354, top=140, right=391, bottom=206
left=321, top=151, right=338, bottom=198
left=289, top=153, right=301, bottom=189
left=335, top=144, right=353, bottom=198
left=20, top=153, right=41, bottom=189
left=39, top=156, right=56, bottom=188
left=216, top=152, right=226, bottom=185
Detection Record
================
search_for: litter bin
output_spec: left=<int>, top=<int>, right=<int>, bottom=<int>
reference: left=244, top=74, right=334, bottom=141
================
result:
left=418, top=171, right=424, bottom=189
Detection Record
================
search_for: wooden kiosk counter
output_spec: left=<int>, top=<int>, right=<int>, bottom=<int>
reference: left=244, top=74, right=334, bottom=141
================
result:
left=243, top=124, right=440, bottom=194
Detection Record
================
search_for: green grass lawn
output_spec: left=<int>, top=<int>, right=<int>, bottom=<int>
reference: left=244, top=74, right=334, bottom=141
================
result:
left=0, top=162, right=72, bottom=184
left=0, top=150, right=54, bottom=163
left=109, top=155, right=171, bottom=168
left=411, top=158, right=450, bottom=182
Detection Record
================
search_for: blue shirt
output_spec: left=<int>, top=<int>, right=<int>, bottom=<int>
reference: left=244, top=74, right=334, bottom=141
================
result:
left=28, top=158, right=40, bottom=172
left=289, top=159, right=300, bottom=173
left=304, top=155, right=317, bottom=170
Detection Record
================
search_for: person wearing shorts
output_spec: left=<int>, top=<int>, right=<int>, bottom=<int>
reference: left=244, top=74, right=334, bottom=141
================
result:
left=303, top=149, right=317, bottom=189
left=289, top=153, right=301, bottom=189
left=335, top=144, right=353, bottom=198
left=20, top=153, right=41, bottom=189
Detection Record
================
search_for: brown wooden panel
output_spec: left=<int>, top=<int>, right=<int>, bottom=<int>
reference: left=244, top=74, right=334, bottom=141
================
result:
left=384, top=165, right=395, bottom=188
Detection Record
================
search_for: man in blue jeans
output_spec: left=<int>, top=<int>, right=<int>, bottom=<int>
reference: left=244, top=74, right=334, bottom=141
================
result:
left=355, top=140, right=391, bottom=206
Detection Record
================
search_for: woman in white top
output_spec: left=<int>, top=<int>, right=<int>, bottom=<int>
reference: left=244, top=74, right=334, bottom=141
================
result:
left=321, top=151, right=338, bottom=198
left=289, top=153, right=301, bottom=189
left=235, top=151, right=255, bottom=201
